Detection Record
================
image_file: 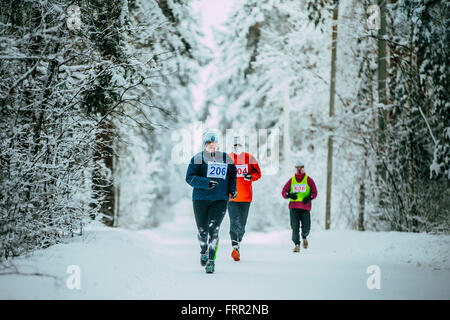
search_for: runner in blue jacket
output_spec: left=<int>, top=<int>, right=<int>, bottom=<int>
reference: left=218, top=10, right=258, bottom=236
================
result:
left=186, top=131, right=237, bottom=274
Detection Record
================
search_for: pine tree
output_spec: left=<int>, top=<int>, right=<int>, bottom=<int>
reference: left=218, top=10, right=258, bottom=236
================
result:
left=114, top=0, right=209, bottom=227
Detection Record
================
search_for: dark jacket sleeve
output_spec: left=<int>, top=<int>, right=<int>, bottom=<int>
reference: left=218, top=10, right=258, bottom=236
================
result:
left=281, top=179, right=291, bottom=198
left=307, top=176, right=318, bottom=200
left=186, top=156, right=210, bottom=189
left=226, top=153, right=237, bottom=194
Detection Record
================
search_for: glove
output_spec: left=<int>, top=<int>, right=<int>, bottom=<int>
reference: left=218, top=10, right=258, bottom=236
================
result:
left=286, top=192, right=297, bottom=200
left=230, top=190, right=238, bottom=199
left=209, top=180, right=218, bottom=189
left=244, top=173, right=252, bottom=181
left=302, top=194, right=312, bottom=204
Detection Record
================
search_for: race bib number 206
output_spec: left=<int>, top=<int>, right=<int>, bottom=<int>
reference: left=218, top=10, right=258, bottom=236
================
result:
left=207, top=162, right=227, bottom=179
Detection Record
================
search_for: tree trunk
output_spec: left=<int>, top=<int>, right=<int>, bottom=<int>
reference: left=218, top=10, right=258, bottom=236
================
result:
left=407, top=21, right=416, bottom=231
left=358, top=148, right=368, bottom=231
left=113, top=152, right=120, bottom=227
left=325, top=2, right=339, bottom=230
left=377, top=0, right=388, bottom=107
left=92, top=119, right=116, bottom=227
left=376, top=0, right=387, bottom=189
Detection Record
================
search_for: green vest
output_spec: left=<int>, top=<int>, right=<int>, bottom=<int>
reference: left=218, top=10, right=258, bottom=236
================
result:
left=290, top=174, right=310, bottom=202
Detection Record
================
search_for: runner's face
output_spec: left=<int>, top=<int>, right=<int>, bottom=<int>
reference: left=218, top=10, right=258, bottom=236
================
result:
left=296, top=166, right=304, bottom=175
left=233, top=144, right=243, bottom=154
left=205, top=141, right=217, bottom=152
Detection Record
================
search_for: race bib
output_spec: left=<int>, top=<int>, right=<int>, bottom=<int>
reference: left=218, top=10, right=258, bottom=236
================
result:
left=236, top=164, right=248, bottom=178
left=293, top=184, right=307, bottom=193
left=207, top=162, right=227, bottom=179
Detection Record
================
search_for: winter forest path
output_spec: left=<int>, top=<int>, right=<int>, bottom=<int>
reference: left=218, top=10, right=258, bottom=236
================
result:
left=1, top=198, right=449, bottom=299
left=134, top=199, right=450, bottom=299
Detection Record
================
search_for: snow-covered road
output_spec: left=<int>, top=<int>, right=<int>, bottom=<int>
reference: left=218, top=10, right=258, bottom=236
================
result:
left=1, top=198, right=449, bottom=299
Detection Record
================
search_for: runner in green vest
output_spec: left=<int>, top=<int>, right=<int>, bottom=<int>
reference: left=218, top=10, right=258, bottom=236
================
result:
left=281, top=159, right=318, bottom=252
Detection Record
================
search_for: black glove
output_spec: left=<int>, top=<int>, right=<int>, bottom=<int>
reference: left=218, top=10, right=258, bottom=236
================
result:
left=209, top=180, right=218, bottom=189
left=244, top=173, right=252, bottom=181
left=286, top=192, right=297, bottom=200
left=230, top=190, right=238, bottom=199
left=302, top=194, right=312, bottom=204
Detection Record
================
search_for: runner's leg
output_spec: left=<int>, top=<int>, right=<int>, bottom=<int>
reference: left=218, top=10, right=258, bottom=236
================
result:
left=207, top=200, right=228, bottom=260
left=228, top=201, right=241, bottom=248
left=300, top=209, right=311, bottom=239
left=238, top=202, right=251, bottom=243
left=289, top=208, right=301, bottom=245
left=193, top=200, right=210, bottom=254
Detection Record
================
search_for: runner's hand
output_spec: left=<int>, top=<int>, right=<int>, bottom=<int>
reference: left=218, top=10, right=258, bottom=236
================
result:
left=209, top=180, right=218, bottom=189
left=230, top=190, right=238, bottom=199
left=286, top=192, right=297, bottom=200
left=302, top=194, right=312, bottom=204
left=244, top=173, right=252, bottom=181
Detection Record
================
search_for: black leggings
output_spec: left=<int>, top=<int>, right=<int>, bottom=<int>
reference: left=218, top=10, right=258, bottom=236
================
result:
left=289, top=208, right=311, bottom=245
left=193, top=200, right=228, bottom=260
left=228, top=201, right=251, bottom=248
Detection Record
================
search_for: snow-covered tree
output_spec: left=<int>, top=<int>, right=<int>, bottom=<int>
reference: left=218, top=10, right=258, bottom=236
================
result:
left=333, top=0, right=449, bottom=232
left=113, top=0, right=210, bottom=228
left=0, top=0, right=102, bottom=258
left=210, top=0, right=449, bottom=232
left=0, top=0, right=209, bottom=260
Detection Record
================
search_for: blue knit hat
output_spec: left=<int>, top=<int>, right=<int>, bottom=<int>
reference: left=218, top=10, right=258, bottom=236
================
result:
left=202, top=131, right=218, bottom=146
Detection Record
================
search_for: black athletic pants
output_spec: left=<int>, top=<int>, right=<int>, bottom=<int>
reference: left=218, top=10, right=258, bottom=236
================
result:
left=193, top=200, right=228, bottom=260
left=289, top=208, right=311, bottom=245
left=227, top=201, right=251, bottom=248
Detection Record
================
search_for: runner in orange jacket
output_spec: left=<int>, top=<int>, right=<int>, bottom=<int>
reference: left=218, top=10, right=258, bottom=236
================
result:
left=228, top=137, right=261, bottom=261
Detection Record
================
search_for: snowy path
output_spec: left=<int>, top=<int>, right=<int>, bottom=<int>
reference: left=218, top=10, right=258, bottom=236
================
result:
left=1, top=198, right=449, bottom=299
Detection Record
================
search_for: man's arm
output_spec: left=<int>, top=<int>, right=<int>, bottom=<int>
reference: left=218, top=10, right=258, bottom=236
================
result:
left=249, top=155, right=262, bottom=182
left=281, top=179, right=292, bottom=199
left=308, top=176, right=318, bottom=200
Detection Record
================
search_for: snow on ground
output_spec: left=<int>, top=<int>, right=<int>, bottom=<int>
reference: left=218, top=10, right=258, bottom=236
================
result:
left=1, top=198, right=449, bottom=299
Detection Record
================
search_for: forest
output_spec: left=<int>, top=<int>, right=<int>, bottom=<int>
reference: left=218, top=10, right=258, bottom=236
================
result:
left=0, top=0, right=448, bottom=263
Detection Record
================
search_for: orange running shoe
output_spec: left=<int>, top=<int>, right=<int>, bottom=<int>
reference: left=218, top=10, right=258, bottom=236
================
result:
left=231, top=248, right=240, bottom=261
